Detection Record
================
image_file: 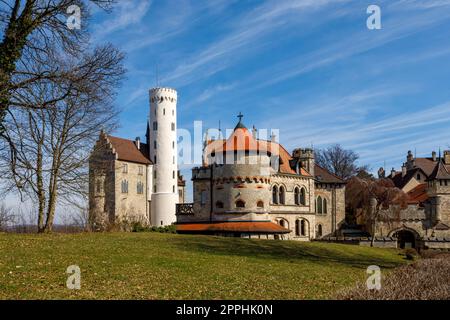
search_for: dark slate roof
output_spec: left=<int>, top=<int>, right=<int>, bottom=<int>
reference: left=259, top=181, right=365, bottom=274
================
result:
left=314, top=164, right=345, bottom=184
left=390, top=167, right=424, bottom=189
left=428, top=160, right=450, bottom=180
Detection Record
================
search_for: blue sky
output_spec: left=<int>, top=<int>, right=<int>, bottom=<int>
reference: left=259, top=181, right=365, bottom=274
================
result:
left=90, top=0, right=450, bottom=200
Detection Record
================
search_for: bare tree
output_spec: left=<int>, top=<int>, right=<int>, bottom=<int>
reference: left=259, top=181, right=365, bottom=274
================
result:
left=0, top=202, right=14, bottom=230
left=315, top=144, right=369, bottom=180
left=0, top=44, right=124, bottom=233
left=346, top=177, right=408, bottom=246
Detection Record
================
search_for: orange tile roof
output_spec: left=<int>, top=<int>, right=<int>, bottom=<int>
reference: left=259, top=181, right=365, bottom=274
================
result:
left=176, top=221, right=291, bottom=234
left=406, top=183, right=429, bottom=204
left=204, top=130, right=310, bottom=176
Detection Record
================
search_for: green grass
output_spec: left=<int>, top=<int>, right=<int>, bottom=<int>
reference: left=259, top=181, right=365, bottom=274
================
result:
left=0, top=232, right=406, bottom=299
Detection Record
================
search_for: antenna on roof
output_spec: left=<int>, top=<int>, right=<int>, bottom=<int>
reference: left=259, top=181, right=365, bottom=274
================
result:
left=218, top=120, right=222, bottom=139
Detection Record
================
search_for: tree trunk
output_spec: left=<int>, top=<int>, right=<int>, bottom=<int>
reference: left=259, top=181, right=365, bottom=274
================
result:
left=36, top=143, right=46, bottom=233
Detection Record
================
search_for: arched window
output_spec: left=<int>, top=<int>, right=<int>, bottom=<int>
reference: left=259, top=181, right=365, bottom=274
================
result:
left=295, top=220, right=300, bottom=236
left=317, top=196, right=323, bottom=214
left=279, top=219, right=286, bottom=228
left=216, top=201, right=224, bottom=209
left=316, top=224, right=323, bottom=237
left=323, top=198, right=327, bottom=214
left=294, top=187, right=300, bottom=205
left=257, top=200, right=264, bottom=208
left=300, top=188, right=306, bottom=205
left=279, top=186, right=285, bottom=205
left=300, top=220, right=306, bottom=236
left=272, top=186, right=278, bottom=204
left=236, top=200, right=245, bottom=208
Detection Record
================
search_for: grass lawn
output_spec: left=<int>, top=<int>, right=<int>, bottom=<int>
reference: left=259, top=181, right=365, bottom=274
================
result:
left=0, top=232, right=407, bottom=299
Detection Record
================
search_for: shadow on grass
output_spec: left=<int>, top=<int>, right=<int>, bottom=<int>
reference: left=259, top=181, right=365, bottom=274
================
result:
left=170, top=235, right=403, bottom=269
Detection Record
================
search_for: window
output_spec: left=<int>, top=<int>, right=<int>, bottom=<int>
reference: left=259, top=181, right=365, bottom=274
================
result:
left=172, top=109, right=174, bottom=116
left=294, top=187, right=300, bottom=205
left=137, top=181, right=144, bottom=194
left=153, top=121, right=158, bottom=130
left=417, top=173, right=421, bottom=180
left=171, top=122, right=175, bottom=131
left=236, top=200, right=245, bottom=208
left=172, top=141, right=175, bottom=149
left=173, top=170, right=175, bottom=179
left=279, top=219, right=285, bottom=228
left=323, top=198, right=327, bottom=214
left=272, top=186, right=278, bottom=204
left=122, top=163, right=128, bottom=173
left=295, top=220, right=300, bottom=236
left=316, top=224, right=323, bottom=237
left=317, top=196, right=323, bottom=214
left=216, top=201, right=224, bottom=209
left=154, top=155, right=156, bottom=163
left=154, top=140, right=157, bottom=149
left=300, top=220, right=306, bottom=236
left=173, top=185, right=175, bottom=193
left=279, top=186, right=285, bottom=205
left=300, top=188, right=306, bottom=205
left=138, top=166, right=143, bottom=175
left=200, top=190, right=207, bottom=206
left=257, top=200, right=264, bottom=208
left=163, top=108, right=165, bottom=115
left=121, top=180, right=128, bottom=194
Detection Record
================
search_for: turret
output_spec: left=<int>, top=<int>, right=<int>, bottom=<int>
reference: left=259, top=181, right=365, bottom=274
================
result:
left=149, top=87, right=178, bottom=226
left=292, top=148, right=315, bottom=176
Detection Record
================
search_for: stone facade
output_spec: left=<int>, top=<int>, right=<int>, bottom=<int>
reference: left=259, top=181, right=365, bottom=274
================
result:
left=179, top=118, right=346, bottom=241
left=89, top=132, right=186, bottom=228
left=372, top=150, right=450, bottom=248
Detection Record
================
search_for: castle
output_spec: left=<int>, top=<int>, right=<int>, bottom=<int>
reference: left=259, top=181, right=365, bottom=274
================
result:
left=88, top=87, right=345, bottom=238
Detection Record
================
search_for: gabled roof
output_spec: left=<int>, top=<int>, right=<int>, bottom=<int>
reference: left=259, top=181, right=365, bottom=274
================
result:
left=390, top=167, right=425, bottom=189
left=107, top=135, right=151, bottom=165
left=314, top=164, right=345, bottom=184
left=414, top=157, right=438, bottom=176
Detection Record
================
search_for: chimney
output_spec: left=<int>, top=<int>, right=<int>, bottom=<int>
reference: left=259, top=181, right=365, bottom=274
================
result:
left=391, top=168, right=396, bottom=178
left=406, top=150, right=414, bottom=169
left=444, top=150, right=450, bottom=165
left=402, top=164, right=407, bottom=177
left=432, top=151, right=437, bottom=162
left=135, top=137, right=141, bottom=150
left=252, top=125, right=258, bottom=139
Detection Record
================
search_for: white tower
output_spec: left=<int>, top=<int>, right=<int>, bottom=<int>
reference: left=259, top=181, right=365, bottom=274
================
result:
left=149, top=87, right=178, bottom=226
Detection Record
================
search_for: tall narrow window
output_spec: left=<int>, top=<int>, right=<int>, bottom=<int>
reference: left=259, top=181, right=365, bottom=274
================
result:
left=171, top=122, right=175, bottom=131
left=316, top=224, right=323, bottom=237
left=295, top=220, right=300, bottom=236
left=279, top=186, right=285, bottom=205
left=323, top=198, right=327, bottom=214
left=137, top=181, right=144, bottom=194
left=153, top=121, right=158, bottom=130
left=294, top=187, right=300, bottom=205
left=154, top=140, right=157, bottom=149
left=300, top=188, right=306, bottom=205
left=122, top=163, right=128, bottom=173
left=317, top=196, right=322, bottom=214
left=121, top=180, right=128, bottom=194
left=301, top=220, right=306, bottom=236
left=272, top=186, right=278, bottom=204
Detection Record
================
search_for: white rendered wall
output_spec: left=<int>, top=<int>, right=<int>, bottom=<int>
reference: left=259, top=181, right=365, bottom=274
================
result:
left=149, top=87, right=178, bottom=226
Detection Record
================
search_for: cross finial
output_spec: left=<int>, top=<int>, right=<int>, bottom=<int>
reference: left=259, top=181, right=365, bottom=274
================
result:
left=237, top=112, right=243, bottom=122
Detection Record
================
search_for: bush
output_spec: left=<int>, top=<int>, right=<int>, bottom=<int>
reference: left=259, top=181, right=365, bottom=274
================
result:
left=149, top=224, right=177, bottom=234
left=404, top=248, right=418, bottom=261
left=338, top=254, right=450, bottom=300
